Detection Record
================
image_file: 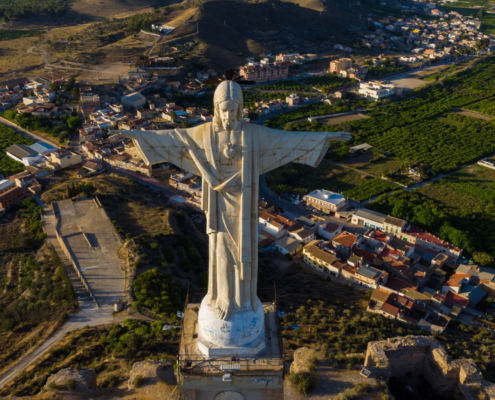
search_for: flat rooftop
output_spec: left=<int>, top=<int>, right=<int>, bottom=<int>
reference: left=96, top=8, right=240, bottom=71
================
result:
left=307, top=189, right=345, bottom=206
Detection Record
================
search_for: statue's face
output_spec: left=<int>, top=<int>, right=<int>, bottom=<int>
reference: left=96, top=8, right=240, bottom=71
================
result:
left=218, top=99, right=238, bottom=131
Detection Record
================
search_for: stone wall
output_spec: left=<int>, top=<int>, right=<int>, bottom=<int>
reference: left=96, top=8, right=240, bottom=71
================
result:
left=364, top=336, right=489, bottom=400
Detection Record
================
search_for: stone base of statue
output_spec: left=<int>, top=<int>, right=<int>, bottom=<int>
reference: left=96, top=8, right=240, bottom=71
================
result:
left=177, top=301, right=284, bottom=400
left=197, top=297, right=266, bottom=357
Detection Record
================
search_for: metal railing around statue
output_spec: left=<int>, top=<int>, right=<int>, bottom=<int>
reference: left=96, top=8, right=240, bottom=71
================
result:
left=177, top=283, right=285, bottom=373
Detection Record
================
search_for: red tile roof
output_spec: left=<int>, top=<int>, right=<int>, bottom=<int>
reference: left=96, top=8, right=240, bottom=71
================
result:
left=380, top=302, right=399, bottom=317
left=352, top=247, right=377, bottom=265
left=333, top=232, right=358, bottom=248
left=444, top=273, right=471, bottom=287
left=386, top=276, right=417, bottom=292
left=371, top=289, right=392, bottom=303
left=323, top=222, right=340, bottom=233
left=406, top=225, right=461, bottom=251
left=445, top=291, right=469, bottom=308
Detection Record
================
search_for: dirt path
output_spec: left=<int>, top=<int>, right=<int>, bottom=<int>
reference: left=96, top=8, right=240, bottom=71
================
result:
left=0, top=197, right=153, bottom=390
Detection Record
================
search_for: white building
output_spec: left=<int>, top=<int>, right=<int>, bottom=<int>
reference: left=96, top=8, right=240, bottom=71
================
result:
left=318, top=221, right=344, bottom=240
left=351, top=209, right=387, bottom=231
left=306, top=189, right=347, bottom=214
left=358, top=81, right=395, bottom=100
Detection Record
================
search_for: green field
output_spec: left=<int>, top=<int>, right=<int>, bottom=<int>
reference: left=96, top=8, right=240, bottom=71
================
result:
left=256, top=81, right=312, bottom=92
left=368, top=165, right=495, bottom=261
left=0, top=124, right=33, bottom=177
left=367, top=65, right=407, bottom=77
left=265, top=161, right=367, bottom=194
left=299, top=74, right=354, bottom=90
left=0, top=0, right=68, bottom=19
left=343, top=178, right=400, bottom=201
left=327, top=57, right=495, bottom=174
left=0, top=30, right=42, bottom=41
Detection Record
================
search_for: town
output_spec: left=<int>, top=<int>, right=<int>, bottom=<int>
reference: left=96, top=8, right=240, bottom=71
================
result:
left=2, top=0, right=495, bottom=399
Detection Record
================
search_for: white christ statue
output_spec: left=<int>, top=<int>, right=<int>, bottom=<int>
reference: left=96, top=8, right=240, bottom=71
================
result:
left=120, top=80, right=351, bottom=354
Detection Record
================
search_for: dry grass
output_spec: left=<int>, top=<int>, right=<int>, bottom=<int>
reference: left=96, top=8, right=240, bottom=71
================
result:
left=41, top=173, right=178, bottom=237
left=0, top=36, right=43, bottom=78
left=319, top=114, right=368, bottom=126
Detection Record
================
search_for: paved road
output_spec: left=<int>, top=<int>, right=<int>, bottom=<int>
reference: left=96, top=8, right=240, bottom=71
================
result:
left=0, top=117, right=59, bottom=148
left=0, top=196, right=152, bottom=389
left=258, top=174, right=366, bottom=235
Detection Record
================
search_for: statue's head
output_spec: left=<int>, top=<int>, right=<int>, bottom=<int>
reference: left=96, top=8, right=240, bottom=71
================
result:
left=213, top=80, right=244, bottom=132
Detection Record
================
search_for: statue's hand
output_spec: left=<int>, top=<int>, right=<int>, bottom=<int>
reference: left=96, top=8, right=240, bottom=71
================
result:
left=328, top=132, right=352, bottom=142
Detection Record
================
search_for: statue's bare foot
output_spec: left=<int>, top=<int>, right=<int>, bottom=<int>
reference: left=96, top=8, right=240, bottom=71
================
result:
left=215, top=298, right=229, bottom=320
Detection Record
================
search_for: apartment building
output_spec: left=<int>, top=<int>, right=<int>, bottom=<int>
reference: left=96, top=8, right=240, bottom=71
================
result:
left=330, top=58, right=352, bottom=74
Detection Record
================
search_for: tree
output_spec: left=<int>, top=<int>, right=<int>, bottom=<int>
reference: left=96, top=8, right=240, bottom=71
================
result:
left=473, top=252, right=494, bottom=266
left=284, top=123, right=293, bottom=131
left=169, top=111, right=177, bottom=122
left=80, top=182, right=96, bottom=196
left=67, top=116, right=82, bottom=129
left=479, top=8, right=485, bottom=18
left=321, top=85, right=331, bottom=98
left=4, top=109, right=17, bottom=121
left=66, top=45, right=71, bottom=54
left=181, top=120, right=191, bottom=128
left=275, top=184, right=290, bottom=197
left=71, top=86, right=80, bottom=98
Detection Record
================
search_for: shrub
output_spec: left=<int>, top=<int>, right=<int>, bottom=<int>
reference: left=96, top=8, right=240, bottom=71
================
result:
left=339, top=388, right=354, bottom=400
left=286, top=373, right=313, bottom=395
left=133, top=374, right=144, bottom=388
left=354, top=382, right=370, bottom=394
left=65, top=379, right=76, bottom=390
left=48, top=381, right=57, bottom=390
left=59, top=312, right=69, bottom=322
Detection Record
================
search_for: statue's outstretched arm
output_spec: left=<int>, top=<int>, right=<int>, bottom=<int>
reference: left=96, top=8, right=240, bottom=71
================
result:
left=257, top=125, right=352, bottom=174
left=116, top=128, right=202, bottom=175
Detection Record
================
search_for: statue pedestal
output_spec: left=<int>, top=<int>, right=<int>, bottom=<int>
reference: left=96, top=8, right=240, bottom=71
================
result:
left=197, top=297, right=266, bottom=356
left=177, top=301, right=285, bottom=400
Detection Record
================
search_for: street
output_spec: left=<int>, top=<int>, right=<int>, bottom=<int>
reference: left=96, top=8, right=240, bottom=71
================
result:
left=258, top=174, right=366, bottom=235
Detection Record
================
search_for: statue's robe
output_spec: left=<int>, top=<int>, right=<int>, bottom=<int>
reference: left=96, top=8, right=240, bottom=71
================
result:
left=121, top=122, right=330, bottom=319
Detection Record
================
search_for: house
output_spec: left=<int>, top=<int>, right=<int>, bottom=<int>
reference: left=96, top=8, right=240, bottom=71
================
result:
left=358, top=81, right=395, bottom=100
left=136, top=109, right=159, bottom=120
left=303, top=240, right=337, bottom=273
left=50, top=149, right=83, bottom=169
left=0, top=179, right=15, bottom=195
left=332, top=232, right=359, bottom=255
left=25, top=166, right=49, bottom=179
left=355, top=265, right=388, bottom=288
left=6, top=144, right=42, bottom=166
left=121, top=92, right=146, bottom=111
left=318, top=221, right=343, bottom=240
left=289, top=227, right=315, bottom=243
left=29, top=142, right=57, bottom=155
left=285, top=94, right=304, bottom=106
left=383, top=215, right=407, bottom=236
left=351, top=209, right=387, bottom=231
left=296, top=215, right=325, bottom=233
left=0, top=187, right=25, bottom=208
left=274, top=236, right=301, bottom=256
left=259, top=201, right=275, bottom=214
left=306, top=189, right=347, bottom=214
left=9, top=171, right=37, bottom=188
